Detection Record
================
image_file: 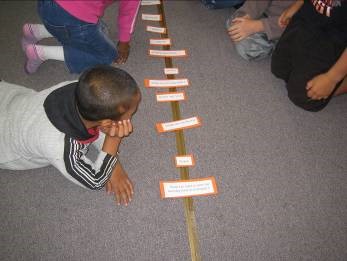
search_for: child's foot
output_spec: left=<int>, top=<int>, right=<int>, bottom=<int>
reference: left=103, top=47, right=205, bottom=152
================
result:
left=21, top=24, right=40, bottom=52
left=24, top=44, right=44, bottom=74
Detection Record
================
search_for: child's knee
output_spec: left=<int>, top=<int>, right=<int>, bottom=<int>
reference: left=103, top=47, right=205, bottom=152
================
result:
left=271, top=57, right=285, bottom=80
left=234, top=35, right=274, bottom=61
left=271, top=48, right=292, bottom=82
left=287, top=84, right=327, bottom=112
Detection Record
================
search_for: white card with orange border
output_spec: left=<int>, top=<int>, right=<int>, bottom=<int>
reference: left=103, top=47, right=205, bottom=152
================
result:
left=142, top=14, right=162, bottom=21
left=146, top=26, right=167, bottom=34
left=164, top=68, right=179, bottom=75
left=156, top=91, right=186, bottom=102
left=175, top=155, right=195, bottom=167
left=144, top=78, right=189, bottom=88
left=156, top=116, right=201, bottom=133
left=150, top=38, right=171, bottom=46
left=160, top=176, right=218, bottom=199
left=141, top=0, right=160, bottom=5
left=149, top=49, right=187, bottom=57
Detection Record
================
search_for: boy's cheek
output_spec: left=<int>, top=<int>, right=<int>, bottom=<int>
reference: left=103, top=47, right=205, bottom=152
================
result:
left=119, top=113, right=132, bottom=121
left=99, top=126, right=110, bottom=134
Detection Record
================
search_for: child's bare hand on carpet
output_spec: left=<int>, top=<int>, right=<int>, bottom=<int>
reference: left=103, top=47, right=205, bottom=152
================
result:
left=106, top=162, right=134, bottom=206
left=306, top=73, right=337, bottom=100
left=115, top=41, right=130, bottom=64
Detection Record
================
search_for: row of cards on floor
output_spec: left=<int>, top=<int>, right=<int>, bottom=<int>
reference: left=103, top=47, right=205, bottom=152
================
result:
left=142, top=0, right=218, bottom=199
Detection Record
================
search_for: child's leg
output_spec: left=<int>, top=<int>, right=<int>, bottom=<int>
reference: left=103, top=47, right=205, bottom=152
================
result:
left=226, top=4, right=274, bottom=61
left=233, top=0, right=271, bottom=19
left=271, top=19, right=300, bottom=82
left=201, top=0, right=245, bottom=9
left=25, top=23, right=117, bottom=74
left=21, top=24, right=53, bottom=51
left=36, top=0, right=117, bottom=74
left=62, top=34, right=116, bottom=74
left=24, top=21, right=116, bottom=74
left=284, top=28, right=345, bottom=112
left=56, top=20, right=116, bottom=74
left=24, top=44, right=64, bottom=74
left=234, top=32, right=275, bottom=61
left=334, top=77, right=347, bottom=96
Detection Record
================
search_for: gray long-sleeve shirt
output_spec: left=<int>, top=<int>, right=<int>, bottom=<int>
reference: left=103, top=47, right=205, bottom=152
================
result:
left=238, top=0, right=294, bottom=40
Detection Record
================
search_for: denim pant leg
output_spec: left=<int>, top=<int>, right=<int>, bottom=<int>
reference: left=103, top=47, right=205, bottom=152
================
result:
left=201, top=0, right=245, bottom=9
left=63, top=22, right=117, bottom=73
left=37, top=0, right=117, bottom=73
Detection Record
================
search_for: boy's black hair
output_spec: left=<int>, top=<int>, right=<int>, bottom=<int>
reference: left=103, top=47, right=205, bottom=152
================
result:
left=76, top=65, right=139, bottom=121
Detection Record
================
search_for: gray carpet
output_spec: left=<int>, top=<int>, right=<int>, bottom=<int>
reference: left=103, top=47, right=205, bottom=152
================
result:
left=1, top=1, right=347, bottom=261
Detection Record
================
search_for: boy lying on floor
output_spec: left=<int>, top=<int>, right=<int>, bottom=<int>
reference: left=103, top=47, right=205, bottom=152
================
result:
left=0, top=65, right=141, bottom=206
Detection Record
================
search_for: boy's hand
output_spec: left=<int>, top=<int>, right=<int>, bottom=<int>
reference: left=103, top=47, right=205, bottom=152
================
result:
left=278, top=9, right=292, bottom=28
left=112, top=120, right=133, bottom=138
left=306, top=73, right=337, bottom=100
left=103, top=120, right=133, bottom=138
left=115, top=41, right=130, bottom=64
left=106, top=162, right=134, bottom=206
left=278, top=1, right=304, bottom=28
left=228, top=16, right=262, bottom=42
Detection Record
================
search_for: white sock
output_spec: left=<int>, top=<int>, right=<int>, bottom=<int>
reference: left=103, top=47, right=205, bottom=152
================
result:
left=29, top=24, right=53, bottom=40
left=36, top=45, right=65, bottom=61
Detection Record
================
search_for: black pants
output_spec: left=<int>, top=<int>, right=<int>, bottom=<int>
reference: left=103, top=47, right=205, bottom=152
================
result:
left=271, top=16, right=345, bottom=112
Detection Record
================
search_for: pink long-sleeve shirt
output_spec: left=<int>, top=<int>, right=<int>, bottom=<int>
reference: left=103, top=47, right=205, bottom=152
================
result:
left=55, top=0, right=140, bottom=42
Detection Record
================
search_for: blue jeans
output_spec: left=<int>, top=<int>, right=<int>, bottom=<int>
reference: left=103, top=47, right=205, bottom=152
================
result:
left=38, top=0, right=117, bottom=73
left=201, top=0, right=245, bottom=9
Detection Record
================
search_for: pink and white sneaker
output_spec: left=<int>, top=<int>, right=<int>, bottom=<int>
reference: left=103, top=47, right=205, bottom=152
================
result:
left=21, top=24, right=39, bottom=52
left=24, top=44, right=44, bottom=74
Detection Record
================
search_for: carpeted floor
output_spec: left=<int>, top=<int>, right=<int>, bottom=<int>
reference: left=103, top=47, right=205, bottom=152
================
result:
left=0, top=1, right=347, bottom=261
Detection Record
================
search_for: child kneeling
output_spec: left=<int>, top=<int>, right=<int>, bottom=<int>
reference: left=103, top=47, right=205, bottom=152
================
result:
left=271, top=0, right=347, bottom=111
left=0, top=65, right=141, bottom=206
